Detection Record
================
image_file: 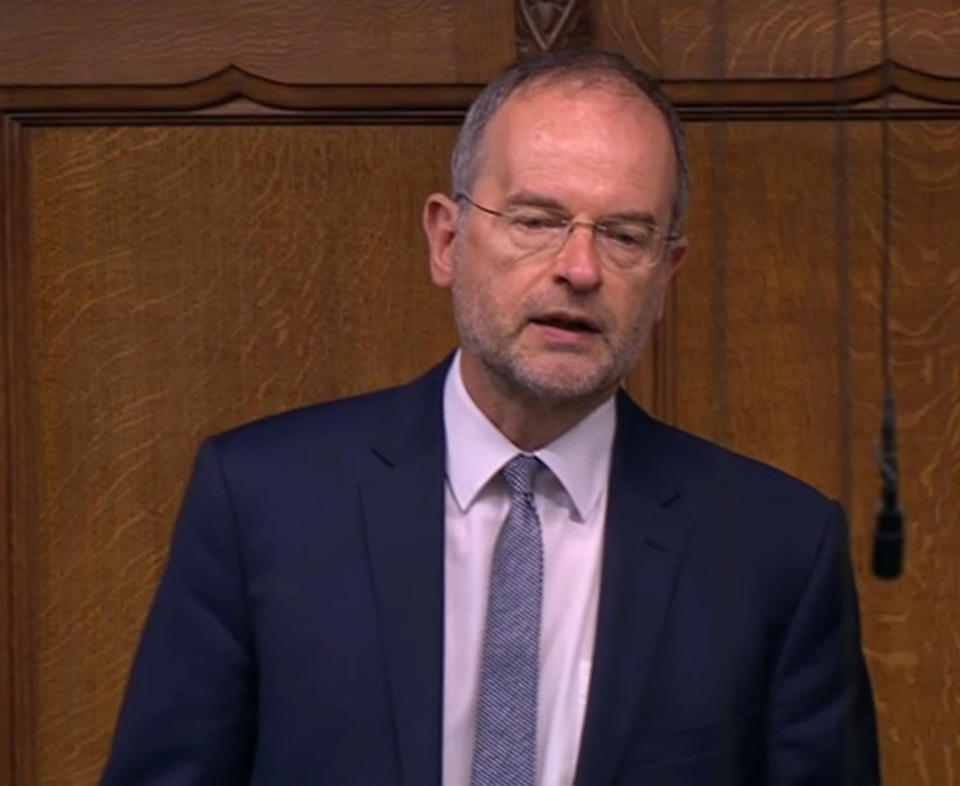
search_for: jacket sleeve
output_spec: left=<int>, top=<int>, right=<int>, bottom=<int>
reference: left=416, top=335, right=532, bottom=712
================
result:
left=101, top=438, right=256, bottom=785
left=765, top=502, right=880, bottom=784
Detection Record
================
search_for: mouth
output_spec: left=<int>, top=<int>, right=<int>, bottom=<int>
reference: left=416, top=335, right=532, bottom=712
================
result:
left=529, top=311, right=602, bottom=334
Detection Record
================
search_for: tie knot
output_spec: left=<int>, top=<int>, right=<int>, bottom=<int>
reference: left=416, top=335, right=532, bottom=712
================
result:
left=502, top=454, right=541, bottom=498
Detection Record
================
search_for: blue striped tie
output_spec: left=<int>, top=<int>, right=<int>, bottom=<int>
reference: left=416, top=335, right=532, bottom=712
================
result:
left=471, top=454, right=544, bottom=786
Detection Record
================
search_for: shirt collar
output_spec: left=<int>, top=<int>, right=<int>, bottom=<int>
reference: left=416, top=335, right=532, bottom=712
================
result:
left=442, top=350, right=616, bottom=522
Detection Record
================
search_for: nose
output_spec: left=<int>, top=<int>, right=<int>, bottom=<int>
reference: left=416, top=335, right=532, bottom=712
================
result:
left=551, top=223, right=602, bottom=291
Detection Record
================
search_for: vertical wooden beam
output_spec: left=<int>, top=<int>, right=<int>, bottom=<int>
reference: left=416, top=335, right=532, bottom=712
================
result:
left=2, top=112, right=36, bottom=786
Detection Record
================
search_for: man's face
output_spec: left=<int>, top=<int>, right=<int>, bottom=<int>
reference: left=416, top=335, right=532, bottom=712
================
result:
left=427, top=78, right=685, bottom=407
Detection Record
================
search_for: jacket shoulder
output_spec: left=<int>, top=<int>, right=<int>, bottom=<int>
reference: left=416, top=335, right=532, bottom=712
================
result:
left=625, top=400, right=835, bottom=514
left=209, top=357, right=450, bottom=462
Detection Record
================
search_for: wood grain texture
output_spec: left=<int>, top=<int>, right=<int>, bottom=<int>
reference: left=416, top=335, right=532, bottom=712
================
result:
left=596, top=0, right=877, bottom=79
left=4, top=2, right=960, bottom=112
left=0, top=113, right=20, bottom=786
left=0, top=0, right=514, bottom=85
left=863, top=118, right=960, bottom=785
left=19, top=122, right=458, bottom=786
left=595, top=0, right=960, bottom=81
left=890, top=0, right=960, bottom=77
left=669, top=121, right=865, bottom=493
left=2, top=113, right=36, bottom=786
left=592, top=0, right=661, bottom=75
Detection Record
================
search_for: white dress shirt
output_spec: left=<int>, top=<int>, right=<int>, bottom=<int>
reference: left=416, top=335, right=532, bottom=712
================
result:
left=442, top=351, right=615, bottom=786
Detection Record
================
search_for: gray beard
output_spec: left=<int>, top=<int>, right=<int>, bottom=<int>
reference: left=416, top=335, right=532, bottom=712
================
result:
left=451, top=277, right=656, bottom=405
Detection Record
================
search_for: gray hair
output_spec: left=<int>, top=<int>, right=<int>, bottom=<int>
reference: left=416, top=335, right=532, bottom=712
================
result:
left=451, top=49, right=690, bottom=236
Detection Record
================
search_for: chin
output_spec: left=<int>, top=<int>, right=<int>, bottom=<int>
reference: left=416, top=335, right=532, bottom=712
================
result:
left=508, top=357, right=618, bottom=403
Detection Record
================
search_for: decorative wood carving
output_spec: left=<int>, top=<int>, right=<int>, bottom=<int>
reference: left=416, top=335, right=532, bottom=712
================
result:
left=516, top=0, right=591, bottom=58
left=670, top=62, right=960, bottom=116
left=4, top=63, right=960, bottom=117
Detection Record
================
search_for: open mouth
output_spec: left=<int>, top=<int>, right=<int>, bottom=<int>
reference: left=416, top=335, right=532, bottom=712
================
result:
left=529, top=313, right=601, bottom=334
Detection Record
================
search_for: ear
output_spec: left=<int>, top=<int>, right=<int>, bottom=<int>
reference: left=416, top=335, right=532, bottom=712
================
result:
left=655, top=236, right=687, bottom=321
left=423, top=193, right=460, bottom=288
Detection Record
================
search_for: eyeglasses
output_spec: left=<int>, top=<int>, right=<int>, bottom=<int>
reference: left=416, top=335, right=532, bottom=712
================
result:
left=455, top=193, right=678, bottom=270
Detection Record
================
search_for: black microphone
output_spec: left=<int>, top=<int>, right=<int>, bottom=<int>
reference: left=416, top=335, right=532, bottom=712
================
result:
left=872, top=390, right=904, bottom=579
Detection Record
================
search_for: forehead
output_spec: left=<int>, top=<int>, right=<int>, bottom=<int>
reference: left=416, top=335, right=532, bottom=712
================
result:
left=475, top=77, right=677, bottom=210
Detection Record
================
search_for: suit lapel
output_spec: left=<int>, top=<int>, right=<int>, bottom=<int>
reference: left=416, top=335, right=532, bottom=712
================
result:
left=574, top=394, right=694, bottom=786
left=358, top=365, right=692, bottom=785
left=360, top=361, right=449, bottom=786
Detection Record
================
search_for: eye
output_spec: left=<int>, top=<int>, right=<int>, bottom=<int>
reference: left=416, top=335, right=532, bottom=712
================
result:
left=509, top=212, right=567, bottom=232
left=601, top=224, right=655, bottom=250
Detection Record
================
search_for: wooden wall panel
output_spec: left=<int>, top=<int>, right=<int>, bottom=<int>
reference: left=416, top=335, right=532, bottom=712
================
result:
left=890, top=0, right=960, bottom=77
left=669, top=120, right=880, bottom=497
left=595, top=0, right=874, bottom=78
left=594, top=0, right=960, bottom=80
left=1, top=2, right=959, bottom=785
left=869, top=118, right=960, bottom=784
left=17, top=122, right=458, bottom=785
left=0, top=0, right=514, bottom=85
left=0, top=129, right=12, bottom=786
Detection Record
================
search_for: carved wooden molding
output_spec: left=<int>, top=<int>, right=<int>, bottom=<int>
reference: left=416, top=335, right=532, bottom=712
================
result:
left=0, top=111, right=33, bottom=786
left=0, top=67, right=481, bottom=114
left=3, top=62, right=960, bottom=116
left=515, top=0, right=591, bottom=58
left=671, top=62, right=960, bottom=111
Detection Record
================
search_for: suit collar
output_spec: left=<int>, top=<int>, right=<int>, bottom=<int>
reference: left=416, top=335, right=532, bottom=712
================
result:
left=443, top=349, right=616, bottom=522
left=362, top=365, right=693, bottom=786
left=367, top=356, right=450, bottom=467
left=575, top=392, right=693, bottom=785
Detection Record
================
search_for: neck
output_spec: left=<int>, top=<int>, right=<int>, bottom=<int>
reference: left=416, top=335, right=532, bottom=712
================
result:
left=458, top=352, right=615, bottom=451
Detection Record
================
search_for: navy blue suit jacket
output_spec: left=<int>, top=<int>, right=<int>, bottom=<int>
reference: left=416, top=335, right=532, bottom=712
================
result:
left=102, top=359, right=879, bottom=784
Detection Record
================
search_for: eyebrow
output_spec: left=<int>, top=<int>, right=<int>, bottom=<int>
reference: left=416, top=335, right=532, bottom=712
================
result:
left=501, top=191, right=568, bottom=212
left=501, top=190, right=660, bottom=227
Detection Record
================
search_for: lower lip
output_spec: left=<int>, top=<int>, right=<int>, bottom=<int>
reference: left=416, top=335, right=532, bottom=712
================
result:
left=529, top=322, right=599, bottom=345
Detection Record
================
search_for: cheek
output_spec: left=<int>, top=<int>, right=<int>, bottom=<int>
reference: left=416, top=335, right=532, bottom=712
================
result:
left=455, top=246, right=541, bottom=306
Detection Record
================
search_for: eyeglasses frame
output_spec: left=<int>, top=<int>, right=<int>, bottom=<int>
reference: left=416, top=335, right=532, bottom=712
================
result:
left=454, top=192, right=680, bottom=268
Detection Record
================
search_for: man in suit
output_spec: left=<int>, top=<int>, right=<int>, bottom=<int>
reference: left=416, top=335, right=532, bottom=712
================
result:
left=103, top=50, right=879, bottom=785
